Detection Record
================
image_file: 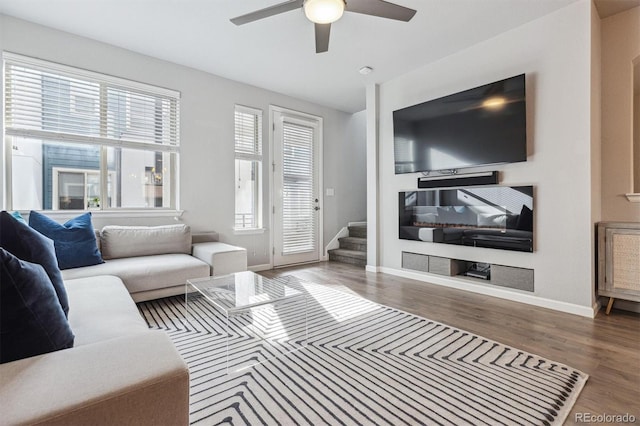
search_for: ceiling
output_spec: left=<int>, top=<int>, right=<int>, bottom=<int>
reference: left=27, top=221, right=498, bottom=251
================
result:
left=0, top=0, right=600, bottom=113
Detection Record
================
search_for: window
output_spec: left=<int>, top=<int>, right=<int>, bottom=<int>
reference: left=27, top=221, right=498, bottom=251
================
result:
left=53, top=168, right=100, bottom=210
left=3, top=53, right=180, bottom=211
left=234, top=105, right=263, bottom=230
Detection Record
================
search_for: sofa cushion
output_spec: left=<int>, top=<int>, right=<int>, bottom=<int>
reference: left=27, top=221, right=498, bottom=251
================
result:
left=0, top=248, right=74, bottom=364
left=100, top=225, right=192, bottom=260
left=62, top=254, right=210, bottom=295
left=0, top=331, right=189, bottom=426
left=64, top=275, right=149, bottom=346
left=0, top=211, right=69, bottom=316
left=29, top=211, right=104, bottom=270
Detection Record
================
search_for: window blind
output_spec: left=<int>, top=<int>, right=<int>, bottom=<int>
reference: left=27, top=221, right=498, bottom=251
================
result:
left=3, top=53, right=180, bottom=152
left=234, top=106, right=262, bottom=157
left=282, top=121, right=316, bottom=255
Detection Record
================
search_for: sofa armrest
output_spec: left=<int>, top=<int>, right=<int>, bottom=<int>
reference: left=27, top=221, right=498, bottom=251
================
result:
left=0, top=331, right=189, bottom=426
left=192, top=242, right=247, bottom=276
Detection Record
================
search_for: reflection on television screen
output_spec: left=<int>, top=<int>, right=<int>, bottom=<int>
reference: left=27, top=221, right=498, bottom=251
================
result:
left=398, top=186, right=534, bottom=252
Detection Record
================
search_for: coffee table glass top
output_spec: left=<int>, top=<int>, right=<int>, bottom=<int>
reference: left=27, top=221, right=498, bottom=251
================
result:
left=187, top=271, right=304, bottom=314
left=186, top=271, right=309, bottom=373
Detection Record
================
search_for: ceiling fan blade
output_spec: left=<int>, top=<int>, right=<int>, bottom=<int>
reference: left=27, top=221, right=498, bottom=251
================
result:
left=230, top=0, right=304, bottom=25
left=315, top=23, right=331, bottom=53
left=346, top=0, right=416, bottom=22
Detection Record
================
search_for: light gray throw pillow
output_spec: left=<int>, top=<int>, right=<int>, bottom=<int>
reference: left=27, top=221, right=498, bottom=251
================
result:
left=100, top=225, right=191, bottom=260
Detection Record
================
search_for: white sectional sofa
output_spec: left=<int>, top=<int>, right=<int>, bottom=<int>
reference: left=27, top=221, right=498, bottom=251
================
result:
left=0, top=224, right=248, bottom=425
left=0, top=276, right=190, bottom=425
left=61, top=225, right=248, bottom=302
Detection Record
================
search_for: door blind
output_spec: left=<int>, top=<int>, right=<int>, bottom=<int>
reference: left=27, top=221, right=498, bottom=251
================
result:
left=282, top=121, right=316, bottom=255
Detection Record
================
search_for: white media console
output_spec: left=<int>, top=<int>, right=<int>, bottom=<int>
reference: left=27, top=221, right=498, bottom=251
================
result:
left=401, top=251, right=534, bottom=292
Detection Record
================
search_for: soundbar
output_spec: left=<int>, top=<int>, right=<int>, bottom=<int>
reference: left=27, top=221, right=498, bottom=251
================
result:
left=417, top=171, right=499, bottom=189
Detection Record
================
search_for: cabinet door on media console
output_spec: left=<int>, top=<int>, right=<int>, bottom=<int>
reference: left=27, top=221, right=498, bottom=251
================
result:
left=597, top=222, right=640, bottom=314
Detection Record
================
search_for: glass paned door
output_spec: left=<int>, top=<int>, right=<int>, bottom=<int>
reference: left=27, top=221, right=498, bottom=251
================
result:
left=272, top=108, right=322, bottom=266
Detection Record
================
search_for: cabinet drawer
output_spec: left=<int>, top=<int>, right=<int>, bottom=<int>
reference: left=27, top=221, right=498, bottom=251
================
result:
left=402, top=252, right=429, bottom=273
left=428, top=256, right=465, bottom=276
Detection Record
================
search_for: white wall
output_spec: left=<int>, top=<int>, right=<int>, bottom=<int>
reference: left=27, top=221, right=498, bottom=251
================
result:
left=601, top=6, right=640, bottom=220
left=0, top=14, right=367, bottom=267
left=590, top=0, right=602, bottom=306
left=323, top=109, right=367, bottom=240
left=375, top=0, right=596, bottom=313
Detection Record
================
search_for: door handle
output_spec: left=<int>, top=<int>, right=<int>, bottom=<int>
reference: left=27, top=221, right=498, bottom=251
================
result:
left=314, top=206, right=320, bottom=211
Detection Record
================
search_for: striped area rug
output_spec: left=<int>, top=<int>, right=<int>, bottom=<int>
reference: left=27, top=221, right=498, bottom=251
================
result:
left=138, top=281, right=588, bottom=426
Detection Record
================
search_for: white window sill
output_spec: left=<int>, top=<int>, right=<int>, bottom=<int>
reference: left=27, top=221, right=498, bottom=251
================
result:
left=625, top=193, right=640, bottom=203
left=233, top=227, right=266, bottom=235
left=13, top=209, right=184, bottom=221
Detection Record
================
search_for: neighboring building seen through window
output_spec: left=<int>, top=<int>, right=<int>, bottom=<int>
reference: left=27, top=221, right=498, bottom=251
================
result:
left=4, top=53, right=180, bottom=211
left=234, top=105, right=263, bottom=230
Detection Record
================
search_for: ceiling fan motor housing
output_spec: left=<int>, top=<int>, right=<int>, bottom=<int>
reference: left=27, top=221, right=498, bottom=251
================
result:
left=304, top=0, right=346, bottom=24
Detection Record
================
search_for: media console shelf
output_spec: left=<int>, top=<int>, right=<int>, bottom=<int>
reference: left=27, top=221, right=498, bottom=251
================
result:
left=402, top=251, right=534, bottom=292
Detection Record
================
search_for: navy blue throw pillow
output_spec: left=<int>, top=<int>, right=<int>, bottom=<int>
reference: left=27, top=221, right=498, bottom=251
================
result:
left=0, top=248, right=74, bottom=364
left=29, top=211, right=103, bottom=270
left=0, top=211, right=69, bottom=316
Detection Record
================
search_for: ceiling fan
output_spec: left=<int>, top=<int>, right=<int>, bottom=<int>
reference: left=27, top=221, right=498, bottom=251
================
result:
left=230, top=0, right=417, bottom=53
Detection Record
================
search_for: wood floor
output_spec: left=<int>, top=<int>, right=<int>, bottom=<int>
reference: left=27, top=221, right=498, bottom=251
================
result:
left=260, top=262, right=640, bottom=426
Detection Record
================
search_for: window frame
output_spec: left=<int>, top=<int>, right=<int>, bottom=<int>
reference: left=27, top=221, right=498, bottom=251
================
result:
left=233, top=104, right=264, bottom=233
left=2, top=52, right=181, bottom=215
left=51, top=167, right=119, bottom=210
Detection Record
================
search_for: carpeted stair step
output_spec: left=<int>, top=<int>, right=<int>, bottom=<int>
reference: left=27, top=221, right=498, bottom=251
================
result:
left=338, top=236, right=367, bottom=252
left=348, top=225, right=367, bottom=239
left=328, top=248, right=366, bottom=267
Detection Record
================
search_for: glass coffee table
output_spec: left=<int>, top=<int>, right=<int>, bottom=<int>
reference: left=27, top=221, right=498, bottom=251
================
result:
left=186, top=271, right=308, bottom=373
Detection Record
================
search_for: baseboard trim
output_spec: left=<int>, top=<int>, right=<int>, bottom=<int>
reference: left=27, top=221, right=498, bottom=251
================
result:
left=593, top=299, right=602, bottom=315
left=366, top=265, right=381, bottom=273
left=380, top=267, right=596, bottom=318
left=248, top=263, right=272, bottom=272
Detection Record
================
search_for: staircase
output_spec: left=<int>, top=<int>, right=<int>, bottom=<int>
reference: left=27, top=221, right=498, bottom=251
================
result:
left=328, top=224, right=367, bottom=267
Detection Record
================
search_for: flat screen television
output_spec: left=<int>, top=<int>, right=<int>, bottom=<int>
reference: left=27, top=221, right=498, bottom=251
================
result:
left=393, top=74, right=527, bottom=174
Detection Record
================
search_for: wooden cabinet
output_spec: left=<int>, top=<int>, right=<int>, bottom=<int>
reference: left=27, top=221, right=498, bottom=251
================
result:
left=597, top=222, right=640, bottom=314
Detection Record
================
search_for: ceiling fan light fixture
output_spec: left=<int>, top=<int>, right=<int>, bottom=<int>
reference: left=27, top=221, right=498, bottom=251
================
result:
left=304, top=0, right=345, bottom=24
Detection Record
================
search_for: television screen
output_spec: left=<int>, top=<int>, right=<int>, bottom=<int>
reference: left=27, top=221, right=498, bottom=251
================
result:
left=393, top=74, right=526, bottom=174
left=399, top=186, right=534, bottom=252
